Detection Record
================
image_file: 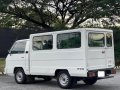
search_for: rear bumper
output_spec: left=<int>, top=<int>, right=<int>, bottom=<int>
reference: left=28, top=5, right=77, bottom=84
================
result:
left=98, top=75, right=114, bottom=79
left=87, top=68, right=116, bottom=78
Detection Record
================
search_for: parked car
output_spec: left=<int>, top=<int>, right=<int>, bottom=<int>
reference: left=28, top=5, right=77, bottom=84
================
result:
left=5, top=28, right=116, bottom=89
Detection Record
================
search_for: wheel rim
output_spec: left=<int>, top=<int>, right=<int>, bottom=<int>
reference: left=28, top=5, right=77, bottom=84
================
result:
left=59, top=73, right=69, bottom=86
left=16, top=71, right=23, bottom=82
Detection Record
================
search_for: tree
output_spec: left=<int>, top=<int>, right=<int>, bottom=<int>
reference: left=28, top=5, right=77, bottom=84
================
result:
left=0, top=13, right=25, bottom=28
left=0, top=0, right=119, bottom=30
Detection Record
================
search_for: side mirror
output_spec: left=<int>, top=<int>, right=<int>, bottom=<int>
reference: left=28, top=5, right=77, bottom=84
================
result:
left=8, top=50, right=12, bottom=56
left=8, top=50, right=10, bottom=54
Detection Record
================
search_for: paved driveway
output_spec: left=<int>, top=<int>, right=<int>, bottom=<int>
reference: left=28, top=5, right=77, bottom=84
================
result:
left=0, top=70, right=120, bottom=90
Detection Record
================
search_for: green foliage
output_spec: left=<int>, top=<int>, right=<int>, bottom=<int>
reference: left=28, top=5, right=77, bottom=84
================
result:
left=115, top=43, right=120, bottom=65
left=0, top=0, right=119, bottom=30
left=0, top=0, right=12, bottom=10
left=109, top=27, right=120, bottom=65
left=54, top=22, right=69, bottom=30
left=0, top=13, right=24, bottom=28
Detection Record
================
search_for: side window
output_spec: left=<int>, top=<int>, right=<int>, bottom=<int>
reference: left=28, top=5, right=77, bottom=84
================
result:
left=57, top=32, right=81, bottom=49
left=106, top=33, right=112, bottom=47
left=88, top=33, right=105, bottom=47
left=10, top=41, right=26, bottom=54
left=33, top=35, right=53, bottom=50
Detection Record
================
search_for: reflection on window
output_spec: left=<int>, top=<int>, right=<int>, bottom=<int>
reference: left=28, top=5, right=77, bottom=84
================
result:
left=33, top=35, right=53, bottom=50
left=57, top=32, right=81, bottom=49
left=10, top=41, right=26, bottom=54
left=88, top=33, right=105, bottom=47
left=106, top=33, right=112, bottom=47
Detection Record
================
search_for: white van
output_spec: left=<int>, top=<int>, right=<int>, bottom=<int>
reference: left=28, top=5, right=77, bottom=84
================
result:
left=5, top=28, right=116, bottom=89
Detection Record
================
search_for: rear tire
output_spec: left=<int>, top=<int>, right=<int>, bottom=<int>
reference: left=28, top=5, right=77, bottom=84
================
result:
left=14, top=69, right=26, bottom=84
left=57, top=71, right=76, bottom=89
left=83, top=77, right=97, bottom=85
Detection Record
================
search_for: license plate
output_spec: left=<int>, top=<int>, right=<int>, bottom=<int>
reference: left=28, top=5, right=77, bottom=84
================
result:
left=98, top=71, right=105, bottom=77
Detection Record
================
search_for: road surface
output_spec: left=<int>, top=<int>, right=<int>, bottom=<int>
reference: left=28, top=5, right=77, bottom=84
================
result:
left=0, top=70, right=120, bottom=90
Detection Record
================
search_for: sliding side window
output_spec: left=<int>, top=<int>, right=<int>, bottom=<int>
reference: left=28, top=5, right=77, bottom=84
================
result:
left=33, top=35, right=53, bottom=50
left=57, top=32, right=81, bottom=49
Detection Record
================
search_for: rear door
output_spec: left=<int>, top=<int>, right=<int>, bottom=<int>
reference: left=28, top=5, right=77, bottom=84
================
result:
left=87, top=31, right=106, bottom=70
left=105, top=32, right=115, bottom=68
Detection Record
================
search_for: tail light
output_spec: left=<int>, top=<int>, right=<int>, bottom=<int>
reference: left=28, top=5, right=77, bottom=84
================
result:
left=111, top=69, right=116, bottom=74
left=88, top=72, right=96, bottom=77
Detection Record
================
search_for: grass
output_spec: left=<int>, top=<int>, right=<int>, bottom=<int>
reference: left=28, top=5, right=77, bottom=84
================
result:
left=0, top=58, right=5, bottom=74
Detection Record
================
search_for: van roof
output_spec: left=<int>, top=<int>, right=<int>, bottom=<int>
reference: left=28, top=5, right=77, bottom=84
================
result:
left=30, top=28, right=113, bottom=36
left=82, top=28, right=112, bottom=31
left=16, top=28, right=113, bottom=41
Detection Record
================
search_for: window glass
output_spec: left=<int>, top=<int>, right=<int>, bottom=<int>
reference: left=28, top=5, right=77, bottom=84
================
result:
left=33, top=35, right=53, bottom=50
left=10, top=41, right=26, bottom=54
left=57, top=32, right=81, bottom=49
left=88, top=33, right=105, bottom=47
left=106, top=33, right=112, bottom=47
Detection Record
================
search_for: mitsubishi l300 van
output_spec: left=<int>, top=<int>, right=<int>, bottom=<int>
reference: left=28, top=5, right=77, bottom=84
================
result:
left=5, top=28, right=116, bottom=89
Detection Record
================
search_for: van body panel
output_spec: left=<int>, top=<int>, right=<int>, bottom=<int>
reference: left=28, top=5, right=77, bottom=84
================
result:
left=29, top=30, right=87, bottom=77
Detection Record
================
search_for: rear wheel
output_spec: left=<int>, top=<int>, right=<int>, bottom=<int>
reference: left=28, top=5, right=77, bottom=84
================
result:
left=57, top=71, right=76, bottom=89
left=83, top=77, right=97, bottom=85
left=14, top=69, right=26, bottom=84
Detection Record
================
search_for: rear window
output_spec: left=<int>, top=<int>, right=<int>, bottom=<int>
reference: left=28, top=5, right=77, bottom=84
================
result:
left=88, top=33, right=105, bottom=47
left=106, top=33, right=112, bottom=47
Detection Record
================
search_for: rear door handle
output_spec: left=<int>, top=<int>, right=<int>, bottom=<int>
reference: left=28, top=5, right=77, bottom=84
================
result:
left=21, top=57, right=24, bottom=58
